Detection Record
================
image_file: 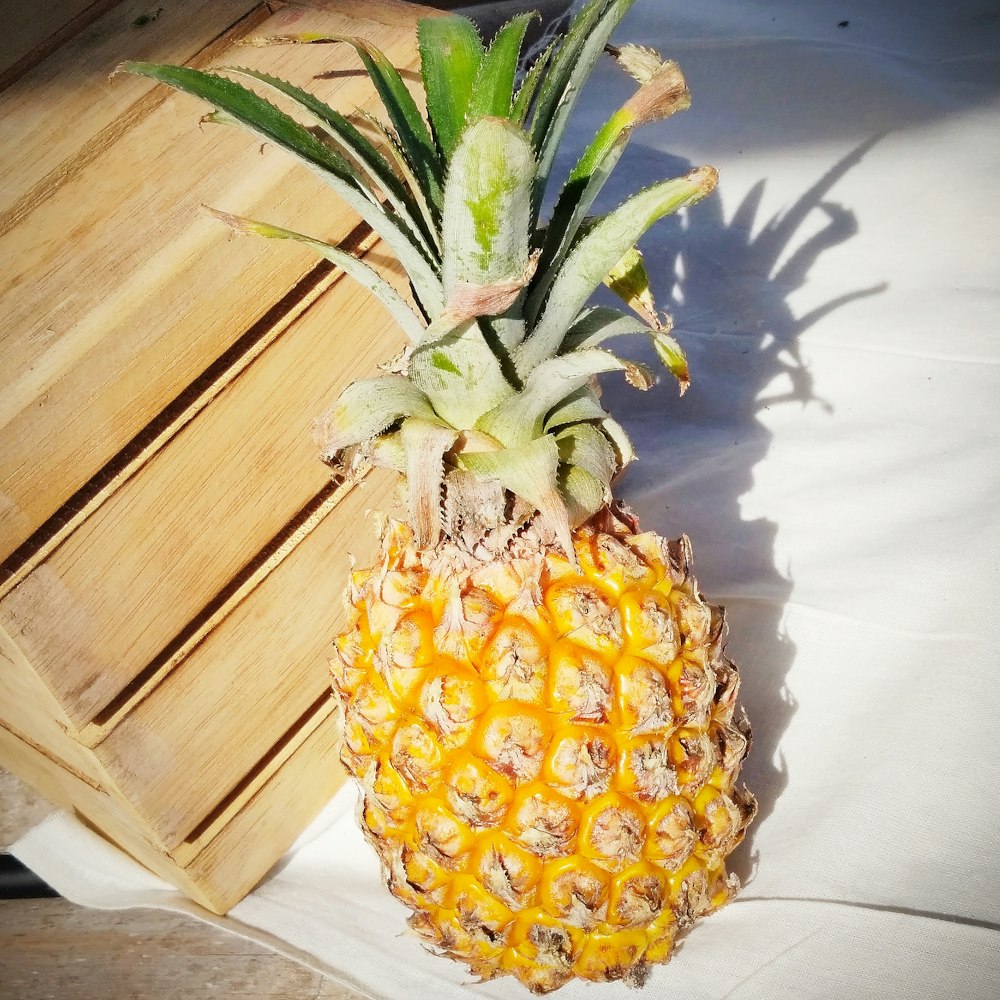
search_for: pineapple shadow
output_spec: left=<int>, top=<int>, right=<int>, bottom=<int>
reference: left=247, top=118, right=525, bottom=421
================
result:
left=594, top=137, right=887, bottom=886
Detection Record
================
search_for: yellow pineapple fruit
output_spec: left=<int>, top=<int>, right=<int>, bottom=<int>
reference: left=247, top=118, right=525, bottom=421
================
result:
left=335, top=516, right=753, bottom=992
left=124, top=0, right=755, bottom=990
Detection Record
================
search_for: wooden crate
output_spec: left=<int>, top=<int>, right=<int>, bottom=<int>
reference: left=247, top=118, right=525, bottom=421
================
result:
left=0, top=0, right=425, bottom=912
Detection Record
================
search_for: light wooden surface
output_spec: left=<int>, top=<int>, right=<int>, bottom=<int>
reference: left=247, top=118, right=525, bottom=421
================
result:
left=1, top=239, right=404, bottom=730
left=0, top=0, right=262, bottom=230
left=0, top=769, right=368, bottom=1000
left=0, top=0, right=122, bottom=89
left=0, top=692, right=345, bottom=913
left=0, top=900, right=367, bottom=1000
left=0, top=0, right=419, bottom=571
left=0, top=0, right=564, bottom=991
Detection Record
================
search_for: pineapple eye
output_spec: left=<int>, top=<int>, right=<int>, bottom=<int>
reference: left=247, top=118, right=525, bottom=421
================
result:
left=473, top=703, right=552, bottom=783
left=506, top=786, right=581, bottom=858
left=480, top=617, right=549, bottom=703
left=615, top=655, right=674, bottom=734
left=445, top=755, right=515, bottom=826
left=644, top=797, right=698, bottom=869
left=619, top=590, right=679, bottom=663
left=579, top=793, right=646, bottom=863
left=390, top=717, right=444, bottom=793
left=547, top=641, right=614, bottom=723
left=543, top=726, right=615, bottom=800
left=545, top=580, right=624, bottom=655
left=414, top=799, right=476, bottom=861
left=538, top=856, right=610, bottom=928
left=616, top=735, right=678, bottom=803
left=606, top=863, right=668, bottom=928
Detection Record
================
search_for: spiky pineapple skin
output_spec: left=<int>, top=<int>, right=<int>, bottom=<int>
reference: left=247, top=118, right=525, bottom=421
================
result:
left=332, top=518, right=755, bottom=993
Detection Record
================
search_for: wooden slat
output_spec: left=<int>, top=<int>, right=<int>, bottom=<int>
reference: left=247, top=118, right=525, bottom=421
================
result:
left=176, top=700, right=345, bottom=913
left=0, top=241, right=407, bottom=724
left=0, top=0, right=266, bottom=228
left=0, top=1, right=421, bottom=567
left=0, top=702, right=346, bottom=913
left=0, top=624, right=107, bottom=788
left=92, top=468, right=395, bottom=848
left=0, top=0, right=122, bottom=89
left=0, top=723, right=170, bottom=868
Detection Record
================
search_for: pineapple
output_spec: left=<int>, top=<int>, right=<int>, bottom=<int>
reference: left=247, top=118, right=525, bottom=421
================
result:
left=123, top=0, right=755, bottom=990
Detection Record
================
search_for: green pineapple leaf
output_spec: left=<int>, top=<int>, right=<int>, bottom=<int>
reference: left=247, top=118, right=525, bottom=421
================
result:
left=247, top=34, right=444, bottom=215
left=350, top=109, right=440, bottom=255
left=314, top=374, right=438, bottom=462
left=457, top=434, right=572, bottom=556
left=512, top=39, right=556, bottom=125
left=561, top=307, right=690, bottom=392
left=651, top=329, right=691, bottom=392
left=544, top=386, right=608, bottom=429
left=217, top=66, right=438, bottom=259
left=598, top=413, right=636, bottom=470
left=529, top=0, right=637, bottom=214
left=468, top=12, right=537, bottom=120
left=205, top=209, right=426, bottom=344
left=557, top=463, right=608, bottom=526
left=418, top=15, right=484, bottom=159
left=516, top=165, right=718, bottom=374
left=603, top=247, right=662, bottom=327
left=119, top=61, right=347, bottom=172
left=439, top=117, right=537, bottom=325
left=529, top=58, right=690, bottom=320
left=526, top=123, right=631, bottom=323
left=408, top=320, right=516, bottom=429
left=118, top=61, right=444, bottom=316
left=476, top=349, right=641, bottom=446
left=555, top=422, right=617, bottom=524
left=554, top=422, right=618, bottom=486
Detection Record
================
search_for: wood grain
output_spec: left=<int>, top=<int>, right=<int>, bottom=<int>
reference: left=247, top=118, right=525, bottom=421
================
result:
left=0, top=246, right=407, bottom=725
left=0, top=722, right=172, bottom=870
left=0, top=0, right=265, bottom=232
left=174, top=700, right=344, bottom=910
left=1, top=694, right=346, bottom=913
left=0, top=0, right=433, bottom=917
left=0, top=1, right=419, bottom=568
left=94, top=469, right=397, bottom=849
left=0, top=0, right=123, bottom=90
left=0, top=623, right=106, bottom=788
left=0, top=898, right=367, bottom=1000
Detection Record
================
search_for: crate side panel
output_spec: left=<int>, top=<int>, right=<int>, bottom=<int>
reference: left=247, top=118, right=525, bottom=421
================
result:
left=0, top=624, right=106, bottom=787
left=0, top=2, right=421, bottom=565
left=0, top=257, right=407, bottom=724
left=0, top=0, right=118, bottom=84
left=0, top=723, right=224, bottom=909
left=93, top=469, right=395, bottom=848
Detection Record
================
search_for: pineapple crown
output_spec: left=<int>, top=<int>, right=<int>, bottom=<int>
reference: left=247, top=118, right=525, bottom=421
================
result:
left=121, top=0, right=717, bottom=556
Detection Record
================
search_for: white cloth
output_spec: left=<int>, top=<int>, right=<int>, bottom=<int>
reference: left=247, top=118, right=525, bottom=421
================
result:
left=13, top=0, right=1000, bottom=996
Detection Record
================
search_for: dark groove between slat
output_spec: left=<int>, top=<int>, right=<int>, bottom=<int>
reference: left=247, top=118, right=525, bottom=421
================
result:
left=0, top=0, right=126, bottom=93
left=87, top=475, right=348, bottom=732
left=0, top=1, right=276, bottom=238
left=178, top=689, right=334, bottom=849
left=0, top=218, right=368, bottom=590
